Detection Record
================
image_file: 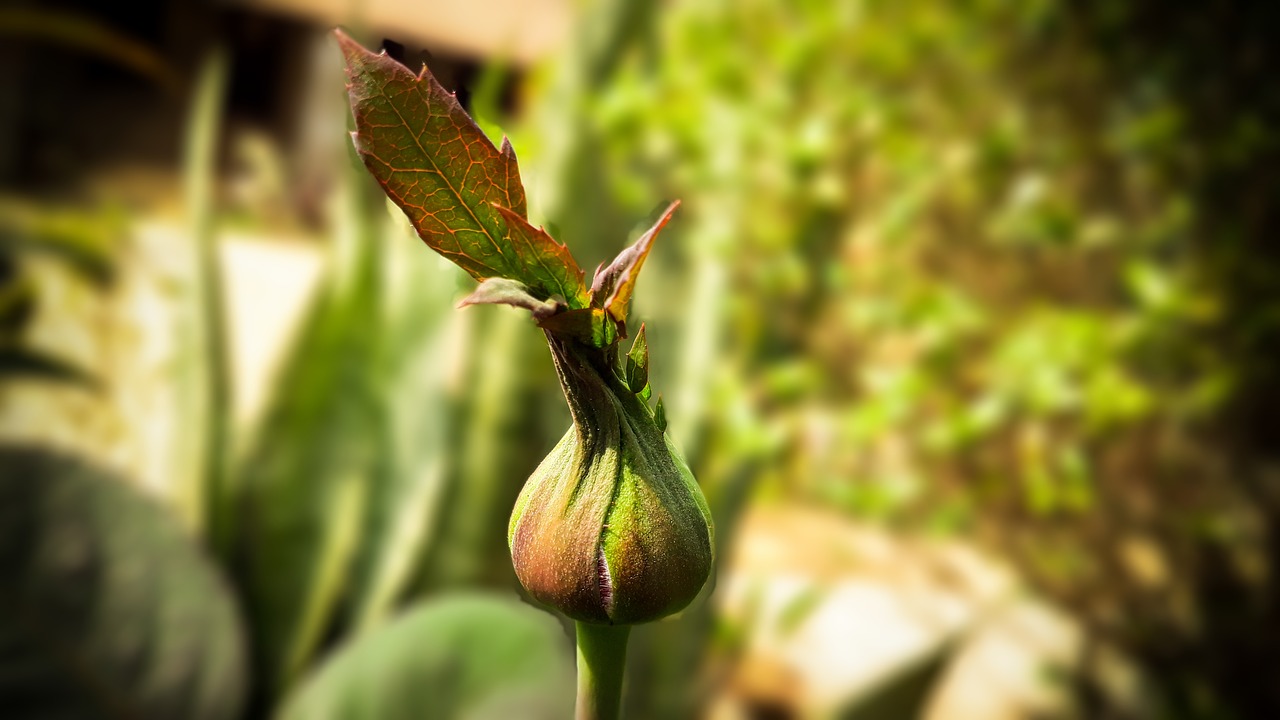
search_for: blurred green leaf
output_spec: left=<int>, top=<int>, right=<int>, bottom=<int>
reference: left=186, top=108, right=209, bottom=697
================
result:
left=0, top=446, right=247, bottom=720
left=0, top=345, right=97, bottom=388
left=416, top=307, right=551, bottom=591
left=231, top=188, right=387, bottom=694
left=348, top=206, right=461, bottom=632
left=0, top=197, right=119, bottom=288
left=775, top=585, right=825, bottom=638
left=278, top=593, right=573, bottom=720
left=184, top=45, right=233, bottom=548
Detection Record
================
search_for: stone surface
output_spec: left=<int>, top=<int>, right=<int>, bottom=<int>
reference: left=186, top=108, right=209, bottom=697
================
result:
left=716, top=506, right=1092, bottom=719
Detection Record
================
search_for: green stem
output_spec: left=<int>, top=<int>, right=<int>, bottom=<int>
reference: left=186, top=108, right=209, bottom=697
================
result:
left=575, top=622, right=630, bottom=720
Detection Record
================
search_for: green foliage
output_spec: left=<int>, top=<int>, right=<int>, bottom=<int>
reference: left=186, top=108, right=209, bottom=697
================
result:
left=231, top=176, right=389, bottom=693
left=0, top=59, right=575, bottom=718
left=278, top=594, right=574, bottom=720
left=524, top=0, right=1235, bottom=527
left=183, top=45, right=232, bottom=547
left=0, top=446, right=247, bottom=720
left=228, top=164, right=466, bottom=695
left=501, top=0, right=1275, bottom=715
left=624, top=324, right=649, bottom=393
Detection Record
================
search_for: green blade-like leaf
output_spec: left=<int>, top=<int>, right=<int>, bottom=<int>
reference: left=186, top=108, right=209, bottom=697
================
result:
left=0, top=446, right=247, bottom=720
left=336, top=30, right=587, bottom=306
left=185, top=45, right=233, bottom=552
left=231, top=175, right=387, bottom=696
left=279, top=594, right=574, bottom=720
left=348, top=204, right=460, bottom=633
left=591, top=200, right=680, bottom=324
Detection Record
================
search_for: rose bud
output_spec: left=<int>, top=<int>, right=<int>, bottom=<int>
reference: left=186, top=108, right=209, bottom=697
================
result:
left=460, top=201, right=716, bottom=627
left=508, top=327, right=714, bottom=625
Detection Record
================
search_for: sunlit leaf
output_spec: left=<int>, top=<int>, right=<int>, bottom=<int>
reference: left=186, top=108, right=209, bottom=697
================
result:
left=336, top=30, right=587, bottom=306
left=492, top=205, right=588, bottom=307
left=591, top=200, right=680, bottom=325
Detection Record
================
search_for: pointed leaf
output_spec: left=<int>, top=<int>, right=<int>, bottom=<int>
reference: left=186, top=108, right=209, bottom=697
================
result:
left=460, top=277, right=564, bottom=318
left=654, top=394, right=668, bottom=432
left=625, top=322, right=649, bottom=392
left=492, top=204, right=589, bottom=306
left=337, top=31, right=587, bottom=304
left=591, top=200, right=680, bottom=324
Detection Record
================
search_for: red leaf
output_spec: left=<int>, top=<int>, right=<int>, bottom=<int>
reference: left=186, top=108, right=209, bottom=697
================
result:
left=492, top=205, right=589, bottom=307
left=591, top=201, right=681, bottom=324
left=336, top=30, right=587, bottom=305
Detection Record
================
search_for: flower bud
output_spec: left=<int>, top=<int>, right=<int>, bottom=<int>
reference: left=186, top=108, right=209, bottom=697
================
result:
left=508, top=332, right=713, bottom=625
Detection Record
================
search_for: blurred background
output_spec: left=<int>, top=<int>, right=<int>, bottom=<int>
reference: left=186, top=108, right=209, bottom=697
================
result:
left=1, top=0, right=1278, bottom=718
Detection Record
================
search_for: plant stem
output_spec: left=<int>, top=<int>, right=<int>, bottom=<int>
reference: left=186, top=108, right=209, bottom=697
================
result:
left=575, top=621, right=630, bottom=720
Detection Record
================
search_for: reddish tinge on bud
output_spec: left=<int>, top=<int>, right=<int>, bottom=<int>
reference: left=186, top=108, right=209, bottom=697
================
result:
left=508, top=330, right=713, bottom=625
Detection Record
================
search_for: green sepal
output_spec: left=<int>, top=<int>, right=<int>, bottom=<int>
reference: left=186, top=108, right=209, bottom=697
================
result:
left=624, top=323, right=649, bottom=393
